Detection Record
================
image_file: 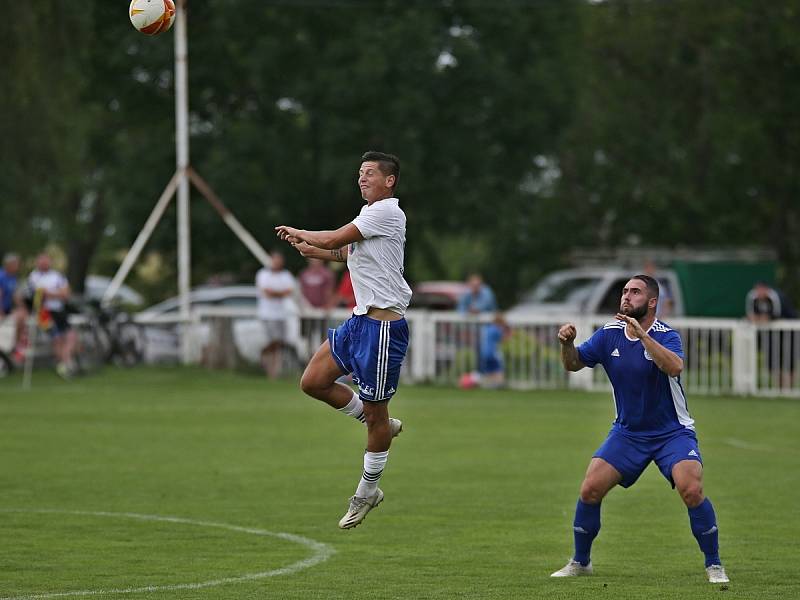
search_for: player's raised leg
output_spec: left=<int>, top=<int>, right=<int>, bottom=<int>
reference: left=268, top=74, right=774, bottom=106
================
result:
left=673, top=460, right=729, bottom=583
left=551, top=457, right=621, bottom=577
left=301, top=339, right=358, bottom=410
left=300, top=338, right=401, bottom=435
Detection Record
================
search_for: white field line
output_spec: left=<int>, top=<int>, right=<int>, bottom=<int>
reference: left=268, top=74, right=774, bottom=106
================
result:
left=0, top=509, right=335, bottom=600
left=722, top=438, right=778, bottom=452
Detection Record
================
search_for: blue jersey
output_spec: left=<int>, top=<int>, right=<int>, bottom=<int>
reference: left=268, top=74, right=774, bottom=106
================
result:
left=0, top=269, right=17, bottom=314
left=577, top=319, right=694, bottom=437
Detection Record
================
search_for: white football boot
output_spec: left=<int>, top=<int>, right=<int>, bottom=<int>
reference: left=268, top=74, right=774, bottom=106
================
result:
left=550, top=559, right=593, bottom=577
left=706, top=564, right=730, bottom=583
left=338, top=488, right=384, bottom=529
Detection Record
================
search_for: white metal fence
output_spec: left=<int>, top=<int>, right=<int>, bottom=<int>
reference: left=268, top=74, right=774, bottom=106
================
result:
left=134, top=308, right=800, bottom=398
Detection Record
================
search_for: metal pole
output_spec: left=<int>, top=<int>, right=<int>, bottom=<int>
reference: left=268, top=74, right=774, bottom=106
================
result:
left=102, top=171, right=180, bottom=305
left=175, top=0, right=192, bottom=364
left=186, top=168, right=273, bottom=268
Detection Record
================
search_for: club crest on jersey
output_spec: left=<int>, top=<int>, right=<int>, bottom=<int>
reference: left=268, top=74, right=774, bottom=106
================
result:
left=643, top=349, right=653, bottom=361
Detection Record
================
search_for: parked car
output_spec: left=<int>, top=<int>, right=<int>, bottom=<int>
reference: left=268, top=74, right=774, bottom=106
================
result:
left=84, top=275, right=144, bottom=308
left=136, top=285, right=259, bottom=320
left=135, top=285, right=301, bottom=364
left=507, top=268, right=684, bottom=318
left=410, top=281, right=470, bottom=311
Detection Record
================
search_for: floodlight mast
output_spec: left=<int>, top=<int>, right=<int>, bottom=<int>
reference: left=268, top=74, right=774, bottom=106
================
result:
left=102, top=0, right=273, bottom=365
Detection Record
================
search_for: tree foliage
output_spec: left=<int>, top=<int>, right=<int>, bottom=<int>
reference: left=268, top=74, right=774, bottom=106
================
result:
left=2, top=0, right=799, bottom=304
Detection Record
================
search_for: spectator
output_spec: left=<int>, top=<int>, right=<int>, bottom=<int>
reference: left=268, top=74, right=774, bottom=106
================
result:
left=458, top=273, right=497, bottom=315
left=459, top=313, right=511, bottom=389
left=0, top=253, right=19, bottom=315
left=745, top=281, right=796, bottom=322
left=255, top=252, right=296, bottom=378
left=299, top=258, right=336, bottom=309
left=329, top=269, right=357, bottom=311
left=27, top=253, right=77, bottom=378
left=746, top=281, right=797, bottom=387
left=0, top=253, right=28, bottom=363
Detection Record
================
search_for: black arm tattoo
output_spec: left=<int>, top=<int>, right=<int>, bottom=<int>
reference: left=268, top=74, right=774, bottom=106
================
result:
left=331, top=248, right=344, bottom=261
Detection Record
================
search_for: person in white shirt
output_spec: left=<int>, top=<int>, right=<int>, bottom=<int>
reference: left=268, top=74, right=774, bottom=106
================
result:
left=27, top=253, right=77, bottom=378
left=276, top=151, right=412, bottom=529
left=255, top=251, right=296, bottom=378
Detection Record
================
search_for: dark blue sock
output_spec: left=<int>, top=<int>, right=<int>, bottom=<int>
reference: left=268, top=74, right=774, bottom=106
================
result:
left=688, top=498, right=721, bottom=567
left=573, top=499, right=601, bottom=566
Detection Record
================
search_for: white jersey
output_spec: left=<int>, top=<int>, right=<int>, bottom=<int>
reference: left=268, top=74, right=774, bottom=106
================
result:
left=349, top=197, right=412, bottom=316
left=255, top=268, right=295, bottom=320
left=28, top=269, right=69, bottom=311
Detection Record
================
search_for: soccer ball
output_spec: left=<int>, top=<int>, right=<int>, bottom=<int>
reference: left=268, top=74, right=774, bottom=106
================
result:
left=129, top=0, right=176, bottom=36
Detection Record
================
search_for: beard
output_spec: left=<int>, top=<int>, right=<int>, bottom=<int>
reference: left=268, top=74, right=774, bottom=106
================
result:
left=621, top=302, right=648, bottom=320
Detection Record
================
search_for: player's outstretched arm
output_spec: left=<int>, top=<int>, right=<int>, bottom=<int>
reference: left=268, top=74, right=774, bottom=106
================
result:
left=275, top=223, right=363, bottom=250
left=291, top=241, right=349, bottom=263
left=558, top=323, right=585, bottom=372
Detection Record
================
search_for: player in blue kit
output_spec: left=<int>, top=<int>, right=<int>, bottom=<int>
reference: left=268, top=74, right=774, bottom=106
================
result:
left=551, top=274, right=729, bottom=584
left=275, top=151, right=412, bottom=530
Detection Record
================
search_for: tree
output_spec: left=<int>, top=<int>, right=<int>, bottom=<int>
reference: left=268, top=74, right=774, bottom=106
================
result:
left=557, top=0, right=800, bottom=298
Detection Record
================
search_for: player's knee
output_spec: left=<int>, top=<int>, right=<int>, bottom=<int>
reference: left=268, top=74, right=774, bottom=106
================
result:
left=299, top=367, right=323, bottom=397
left=678, top=482, right=704, bottom=507
left=579, top=480, right=606, bottom=504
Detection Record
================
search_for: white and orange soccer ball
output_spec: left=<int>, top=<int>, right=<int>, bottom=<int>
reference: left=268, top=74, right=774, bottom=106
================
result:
left=129, top=0, right=176, bottom=36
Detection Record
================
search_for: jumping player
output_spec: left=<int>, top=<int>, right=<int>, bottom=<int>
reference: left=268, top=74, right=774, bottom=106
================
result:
left=552, top=274, right=729, bottom=583
left=275, top=151, right=412, bottom=529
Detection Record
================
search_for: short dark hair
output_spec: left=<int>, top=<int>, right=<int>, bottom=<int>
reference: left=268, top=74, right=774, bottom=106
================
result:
left=361, top=151, right=400, bottom=190
left=630, top=274, right=660, bottom=299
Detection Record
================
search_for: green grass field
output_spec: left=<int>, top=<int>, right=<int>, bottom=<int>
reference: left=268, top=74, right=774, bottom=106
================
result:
left=1, top=367, right=798, bottom=600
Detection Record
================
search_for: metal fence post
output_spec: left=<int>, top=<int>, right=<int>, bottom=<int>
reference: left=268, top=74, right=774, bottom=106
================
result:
left=732, top=320, right=757, bottom=395
left=408, top=310, right=434, bottom=383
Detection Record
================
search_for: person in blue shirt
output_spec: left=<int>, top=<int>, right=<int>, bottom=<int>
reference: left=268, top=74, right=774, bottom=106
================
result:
left=0, top=253, right=27, bottom=363
left=551, top=274, right=729, bottom=584
left=458, top=314, right=510, bottom=389
left=0, top=253, right=20, bottom=316
left=457, top=273, right=497, bottom=315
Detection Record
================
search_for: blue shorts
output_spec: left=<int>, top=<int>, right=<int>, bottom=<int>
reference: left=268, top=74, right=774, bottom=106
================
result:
left=48, top=311, right=71, bottom=338
left=594, top=427, right=703, bottom=488
left=328, top=314, right=409, bottom=402
left=478, top=352, right=503, bottom=375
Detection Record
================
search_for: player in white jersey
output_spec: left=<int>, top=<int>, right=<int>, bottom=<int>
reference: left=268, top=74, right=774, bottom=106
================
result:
left=276, top=151, right=412, bottom=529
left=551, top=275, right=729, bottom=583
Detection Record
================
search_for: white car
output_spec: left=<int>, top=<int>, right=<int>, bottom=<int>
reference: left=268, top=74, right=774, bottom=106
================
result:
left=507, top=268, right=684, bottom=318
left=135, top=285, right=302, bottom=364
left=136, top=285, right=260, bottom=320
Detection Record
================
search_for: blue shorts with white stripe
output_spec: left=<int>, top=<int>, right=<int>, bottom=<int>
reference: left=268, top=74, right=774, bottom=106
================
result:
left=328, top=314, right=409, bottom=402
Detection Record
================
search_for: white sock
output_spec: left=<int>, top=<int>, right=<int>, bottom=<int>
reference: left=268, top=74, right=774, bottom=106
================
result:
left=338, top=392, right=366, bottom=423
left=355, top=450, right=389, bottom=498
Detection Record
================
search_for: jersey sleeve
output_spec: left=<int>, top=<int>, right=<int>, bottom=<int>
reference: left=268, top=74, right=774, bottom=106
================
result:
left=660, top=330, right=684, bottom=359
left=576, top=328, right=606, bottom=368
left=352, top=203, right=397, bottom=239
